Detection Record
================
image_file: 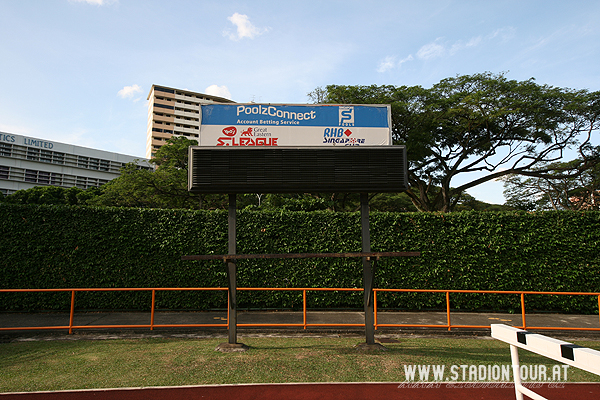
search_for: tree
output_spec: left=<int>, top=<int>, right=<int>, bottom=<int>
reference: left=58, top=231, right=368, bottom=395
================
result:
left=315, top=73, right=600, bottom=212
left=89, top=136, right=229, bottom=209
left=307, top=86, right=329, bottom=104
left=2, top=185, right=100, bottom=206
left=503, top=153, right=600, bottom=211
left=452, top=192, right=513, bottom=212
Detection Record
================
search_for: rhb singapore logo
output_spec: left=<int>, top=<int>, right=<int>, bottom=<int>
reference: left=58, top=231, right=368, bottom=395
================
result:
left=322, top=127, right=365, bottom=145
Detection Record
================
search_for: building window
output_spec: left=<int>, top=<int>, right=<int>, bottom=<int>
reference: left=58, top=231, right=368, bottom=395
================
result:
left=155, top=86, right=175, bottom=94
left=0, top=165, right=8, bottom=180
left=77, top=156, right=88, bottom=168
left=26, top=148, right=40, bottom=161
left=0, top=143, right=12, bottom=157
left=25, top=169, right=38, bottom=182
left=38, top=171, right=50, bottom=185
left=40, top=150, right=53, bottom=163
left=53, top=152, right=65, bottom=164
left=87, top=177, right=99, bottom=187
left=50, top=173, right=62, bottom=185
left=89, top=158, right=99, bottom=170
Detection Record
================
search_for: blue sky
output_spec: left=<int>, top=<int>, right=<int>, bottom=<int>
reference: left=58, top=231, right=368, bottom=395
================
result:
left=1, top=0, right=600, bottom=204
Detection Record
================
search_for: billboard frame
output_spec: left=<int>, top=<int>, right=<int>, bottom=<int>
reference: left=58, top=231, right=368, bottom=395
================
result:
left=197, top=103, right=393, bottom=147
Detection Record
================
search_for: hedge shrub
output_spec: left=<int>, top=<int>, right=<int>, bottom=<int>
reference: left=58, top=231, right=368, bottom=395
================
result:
left=1, top=204, right=598, bottom=313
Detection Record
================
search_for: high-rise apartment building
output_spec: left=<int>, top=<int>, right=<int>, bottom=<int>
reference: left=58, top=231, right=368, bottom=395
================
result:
left=146, top=84, right=235, bottom=159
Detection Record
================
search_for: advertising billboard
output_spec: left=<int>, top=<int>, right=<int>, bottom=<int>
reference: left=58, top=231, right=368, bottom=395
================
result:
left=198, top=103, right=392, bottom=146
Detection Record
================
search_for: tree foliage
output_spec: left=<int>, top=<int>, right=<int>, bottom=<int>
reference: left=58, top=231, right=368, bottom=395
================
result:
left=88, top=136, right=228, bottom=209
left=1, top=185, right=100, bottom=206
left=313, top=73, right=600, bottom=212
left=503, top=152, right=600, bottom=211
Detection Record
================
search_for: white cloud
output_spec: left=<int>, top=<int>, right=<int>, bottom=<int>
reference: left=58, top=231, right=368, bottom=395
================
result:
left=450, top=36, right=482, bottom=55
left=466, top=36, right=483, bottom=48
left=398, top=54, right=414, bottom=67
left=224, top=13, right=270, bottom=41
left=377, top=56, right=396, bottom=73
left=377, top=27, right=515, bottom=73
left=377, top=54, right=414, bottom=73
left=205, top=85, right=232, bottom=99
left=489, top=27, right=516, bottom=42
left=417, top=39, right=446, bottom=60
left=117, top=84, right=143, bottom=100
left=414, top=27, right=514, bottom=61
left=69, top=0, right=118, bottom=5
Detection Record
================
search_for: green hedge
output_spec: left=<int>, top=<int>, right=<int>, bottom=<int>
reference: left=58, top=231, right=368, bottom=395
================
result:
left=1, top=204, right=599, bottom=313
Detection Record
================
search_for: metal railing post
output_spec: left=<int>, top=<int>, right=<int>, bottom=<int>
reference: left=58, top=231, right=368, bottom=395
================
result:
left=446, top=291, right=451, bottom=331
left=521, top=293, right=526, bottom=330
left=68, top=290, right=76, bottom=334
left=374, top=289, right=378, bottom=330
left=150, top=289, right=156, bottom=330
left=303, top=289, right=307, bottom=330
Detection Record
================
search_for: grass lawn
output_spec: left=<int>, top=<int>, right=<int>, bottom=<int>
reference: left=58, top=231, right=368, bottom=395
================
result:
left=1, top=335, right=599, bottom=393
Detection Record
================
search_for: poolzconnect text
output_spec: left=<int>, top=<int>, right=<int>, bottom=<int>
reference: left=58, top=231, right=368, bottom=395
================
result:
left=403, top=364, right=569, bottom=382
left=237, top=105, right=316, bottom=122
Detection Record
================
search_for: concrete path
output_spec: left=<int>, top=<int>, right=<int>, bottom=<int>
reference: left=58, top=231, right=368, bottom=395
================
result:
left=2, top=310, right=599, bottom=340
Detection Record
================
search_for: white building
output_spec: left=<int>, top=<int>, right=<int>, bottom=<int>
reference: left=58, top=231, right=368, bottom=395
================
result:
left=0, top=131, right=150, bottom=196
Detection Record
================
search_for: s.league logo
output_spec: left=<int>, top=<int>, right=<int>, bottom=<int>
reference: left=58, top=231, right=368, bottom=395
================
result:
left=339, top=106, right=354, bottom=126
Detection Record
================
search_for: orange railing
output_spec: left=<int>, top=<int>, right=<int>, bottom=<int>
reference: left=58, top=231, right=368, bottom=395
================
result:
left=373, top=289, right=600, bottom=332
left=0, top=288, right=229, bottom=334
left=1, top=287, right=599, bottom=333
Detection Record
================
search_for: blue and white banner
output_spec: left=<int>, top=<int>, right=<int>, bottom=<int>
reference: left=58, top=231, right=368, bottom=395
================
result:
left=199, top=103, right=392, bottom=146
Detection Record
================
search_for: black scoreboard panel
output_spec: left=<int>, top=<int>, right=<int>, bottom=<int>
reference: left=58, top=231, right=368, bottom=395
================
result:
left=188, top=146, right=408, bottom=194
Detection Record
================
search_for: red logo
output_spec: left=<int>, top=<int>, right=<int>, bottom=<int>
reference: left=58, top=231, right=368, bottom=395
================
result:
left=222, top=126, right=237, bottom=136
left=344, top=129, right=353, bottom=137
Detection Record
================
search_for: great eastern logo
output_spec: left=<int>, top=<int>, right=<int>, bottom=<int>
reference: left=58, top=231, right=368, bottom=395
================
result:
left=217, top=126, right=278, bottom=146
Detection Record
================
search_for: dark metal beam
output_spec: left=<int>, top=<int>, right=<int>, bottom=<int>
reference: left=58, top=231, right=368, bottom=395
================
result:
left=361, top=193, right=375, bottom=345
left=227, top=193, right=237, bottom=344
left=182, top=251, right=420, bottom=261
